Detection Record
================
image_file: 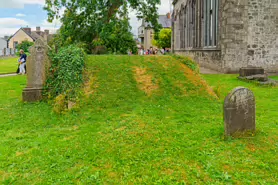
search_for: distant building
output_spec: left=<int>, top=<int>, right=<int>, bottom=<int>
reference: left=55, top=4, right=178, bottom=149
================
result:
left=0, top=37, right=7, bottom=49
left=172, top=0, right=278, bottom=73
left=8, top=27, right=52, bottom=49
left=138, top=13, right=171, bottom=49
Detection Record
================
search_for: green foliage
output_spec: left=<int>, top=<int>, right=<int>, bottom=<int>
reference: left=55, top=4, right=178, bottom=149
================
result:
left=100, top=15, right=138, bottom=54
left=45, top=45, right=86, bottom=104
left=44, top=0, right=159, bottom=54
left=15, top=40, right=34, bottom=53
left=152, top=28, right=171, bottom=49
left=171, top=54, right=199, bottom=72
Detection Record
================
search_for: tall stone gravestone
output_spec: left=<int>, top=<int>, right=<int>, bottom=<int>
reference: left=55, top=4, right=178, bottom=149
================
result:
left=224, top=87, right=256, bottom=137
left=22, top=39, right=50, bottom=102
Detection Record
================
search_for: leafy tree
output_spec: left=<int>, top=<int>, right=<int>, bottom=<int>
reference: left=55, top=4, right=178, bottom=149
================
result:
left=44, top=0, right=161, bottom=54
left=16, top=40, right=34, bottom=53
left=152, top=28, right=171, bottom=49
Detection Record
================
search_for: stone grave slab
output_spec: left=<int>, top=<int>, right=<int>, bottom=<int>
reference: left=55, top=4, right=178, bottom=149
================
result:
left=239, top=67, right=264, bottom=77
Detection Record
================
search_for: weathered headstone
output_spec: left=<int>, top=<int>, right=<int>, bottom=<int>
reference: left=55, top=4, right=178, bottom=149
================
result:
left=224, top=87, right=256, bottom=137
left=22, top=38, right=50, bottom=102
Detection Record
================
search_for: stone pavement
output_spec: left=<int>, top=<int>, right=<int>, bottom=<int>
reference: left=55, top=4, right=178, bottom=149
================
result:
left=200, top=67, right=222, bottom=74
left=0, top=73, right=17, bottom=78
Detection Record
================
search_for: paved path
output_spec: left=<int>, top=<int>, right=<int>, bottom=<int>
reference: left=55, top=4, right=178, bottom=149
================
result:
left=200, top=67, right=222, bottom=74
left=0, top=73, right=17, bottom=78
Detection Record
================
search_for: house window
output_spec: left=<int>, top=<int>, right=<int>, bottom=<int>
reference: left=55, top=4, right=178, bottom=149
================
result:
left=204, top=0, right=218, bottom=47
left=13, top=41, right=18, bottom=48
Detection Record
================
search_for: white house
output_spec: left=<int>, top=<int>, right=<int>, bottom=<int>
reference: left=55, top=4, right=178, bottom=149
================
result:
left=0, top=37, right=7, bottom=50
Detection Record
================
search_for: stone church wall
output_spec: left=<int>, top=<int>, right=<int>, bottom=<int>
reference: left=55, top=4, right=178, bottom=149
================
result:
left=247, top=0, right=278, bottom=72
left=220, top=0, right=249, bottom=73
left=173, top=0, right=278, bottom=73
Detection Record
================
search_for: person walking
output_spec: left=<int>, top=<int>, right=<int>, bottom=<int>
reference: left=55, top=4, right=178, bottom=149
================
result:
left=18, top=49, right=27, bottom=75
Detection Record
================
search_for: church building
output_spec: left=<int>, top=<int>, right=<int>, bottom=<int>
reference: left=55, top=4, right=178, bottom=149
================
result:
left=172, top=0, right=278, bottom=73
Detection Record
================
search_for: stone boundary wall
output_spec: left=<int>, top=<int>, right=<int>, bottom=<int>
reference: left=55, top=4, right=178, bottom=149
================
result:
left=0, top=48, right=17, bottom=57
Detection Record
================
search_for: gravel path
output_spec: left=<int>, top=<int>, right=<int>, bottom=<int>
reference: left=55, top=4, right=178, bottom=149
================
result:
left=200, top=67, right=222, bottom=74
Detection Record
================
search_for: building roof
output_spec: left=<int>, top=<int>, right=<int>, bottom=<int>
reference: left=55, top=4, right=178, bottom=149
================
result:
left=0, top=37, right=7, bottom=41
left=158, top=15, right=171, bottom=28
left=8, top=28, right=35, bottom=42
left=142, top=15, right=171, bottom=29
left=31, top=31, right=44, bottom=41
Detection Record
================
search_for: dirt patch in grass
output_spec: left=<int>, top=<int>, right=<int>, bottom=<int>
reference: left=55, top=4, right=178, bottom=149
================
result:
left=0, top=170, right=11, bottom=180
left=133, top=67, right=159, bottom=96
left=175, top=82, right=188, bottom=96
left=84, top=71, right=99, bottom=98
left=180, top=64, right=218, bottom=98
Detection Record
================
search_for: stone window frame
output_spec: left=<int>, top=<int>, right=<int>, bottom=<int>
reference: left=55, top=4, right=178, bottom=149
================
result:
left=204, top=0, right=219, bottom=48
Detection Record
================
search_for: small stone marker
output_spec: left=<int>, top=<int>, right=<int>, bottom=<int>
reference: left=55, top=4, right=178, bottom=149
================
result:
left=224, top=87, right=256, bottom=137
left=22, top=38, right=50, bottom=102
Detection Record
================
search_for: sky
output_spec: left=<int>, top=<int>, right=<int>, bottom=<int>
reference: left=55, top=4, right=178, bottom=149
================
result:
left=0, top=0, right=172, bottom=38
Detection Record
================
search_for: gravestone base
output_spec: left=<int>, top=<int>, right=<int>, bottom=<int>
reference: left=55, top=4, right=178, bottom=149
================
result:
left=238, top=67, right=278, bottom=86
left=22, top=87, right=43, bottom=102
left=226, top=130, right=256, bottom=138
left=239, top=67, right=264, bottom=77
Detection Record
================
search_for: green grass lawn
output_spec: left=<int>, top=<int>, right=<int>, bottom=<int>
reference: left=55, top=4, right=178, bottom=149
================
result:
left=0, top=56, right=277, bottom=184
left=0, top=57, right=18, bottom=74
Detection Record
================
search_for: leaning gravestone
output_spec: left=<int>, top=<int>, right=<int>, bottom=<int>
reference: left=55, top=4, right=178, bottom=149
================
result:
left=224, top=87, right=256, bottom=137
left=22, top=38, right=50, bottom=102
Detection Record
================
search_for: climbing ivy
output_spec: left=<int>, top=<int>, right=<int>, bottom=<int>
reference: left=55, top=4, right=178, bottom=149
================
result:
left=45, top=45, right=86, bottom=104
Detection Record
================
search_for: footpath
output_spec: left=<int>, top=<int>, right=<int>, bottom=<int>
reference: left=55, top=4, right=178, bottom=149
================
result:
left=0, top=73, right=17, bottom=78
left=200, top=67, right=222, bottom=74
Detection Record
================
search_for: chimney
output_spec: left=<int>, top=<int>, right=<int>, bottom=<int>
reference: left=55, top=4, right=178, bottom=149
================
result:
left=22, top=27, right=31, bottom=35
left=44, top=29, right=49, bottom=35
left=166, top=12, right=171, bottom=19
left=36, top=26, right=41, bottom=32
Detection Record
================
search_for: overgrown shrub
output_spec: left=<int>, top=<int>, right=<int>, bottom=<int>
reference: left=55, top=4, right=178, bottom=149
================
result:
left=45, top=45, right=86, bottom=113
left=16, top=40, right=34, bottom=53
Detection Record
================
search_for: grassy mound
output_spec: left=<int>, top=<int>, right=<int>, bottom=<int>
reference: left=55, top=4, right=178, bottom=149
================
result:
left=0, top=56, right=277, bottom=184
